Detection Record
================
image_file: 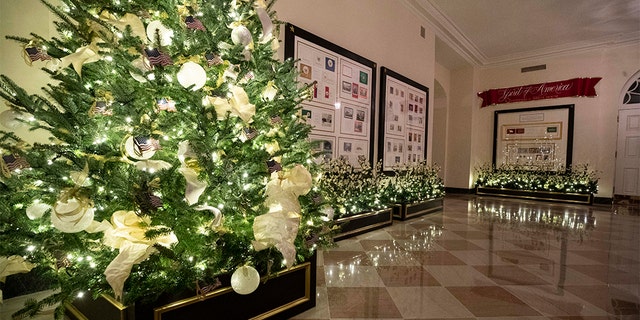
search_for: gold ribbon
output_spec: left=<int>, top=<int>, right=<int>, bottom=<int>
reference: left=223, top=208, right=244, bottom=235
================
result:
left=59, top=38, right=102, bottom=76
left=99, top=11, right=147, bottom=42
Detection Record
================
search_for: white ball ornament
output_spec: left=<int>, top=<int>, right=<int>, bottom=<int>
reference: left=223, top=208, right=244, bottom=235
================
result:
left=0, top=110, right=26, bottom=129
left=231, top=25, right=253, bottom=46
left=177, top=62, right=207, bottom=91
left=230, top=265, right=260, bottom=295
left=146, top=20, right=174, bottom=46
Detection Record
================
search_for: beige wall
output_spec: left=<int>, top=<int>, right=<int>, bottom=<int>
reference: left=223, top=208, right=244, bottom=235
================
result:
left=472, top=44, right=640, bottom=198
left=0, top=0, right=57, bottom=144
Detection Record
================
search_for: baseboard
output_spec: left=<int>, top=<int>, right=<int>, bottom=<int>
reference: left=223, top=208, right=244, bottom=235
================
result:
left=444, top=187, right=475, bottom=194
left=593, top=197, right=613, bottom=205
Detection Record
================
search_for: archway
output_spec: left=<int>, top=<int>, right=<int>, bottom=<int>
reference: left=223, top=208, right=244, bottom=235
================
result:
left=432, top=80, right=447, bottom=181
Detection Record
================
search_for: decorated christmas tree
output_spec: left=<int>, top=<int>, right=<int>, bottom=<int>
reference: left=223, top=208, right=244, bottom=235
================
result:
left=0, top=0, right=333, bottom=318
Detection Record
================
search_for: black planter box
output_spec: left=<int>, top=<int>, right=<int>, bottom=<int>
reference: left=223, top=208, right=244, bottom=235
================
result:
left=65, top=253, right=316, bottom=320
left=333, top=207, right=394, bottom=241
left=476, top=186, right=593, bottom=205
left=393, top=198, right=444, bottom=221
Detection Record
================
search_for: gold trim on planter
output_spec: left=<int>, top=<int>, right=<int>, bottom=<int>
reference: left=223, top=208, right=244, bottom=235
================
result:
left=394, top=198, right=443, bottom=220
left=66, top=261, right=313, bottom=320
left=334, top=207, right=394, bottom=240
left=153, top=262, right=312, bottom=320
left=476, top=187, right=592, bottom=205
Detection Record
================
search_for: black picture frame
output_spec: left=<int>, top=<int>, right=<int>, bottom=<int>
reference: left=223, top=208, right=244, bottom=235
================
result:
left=377, top=67, right=429, bottom=172
left=492, top=104, right=574, bottom=171
left=284, top=23, right=377, bottom=167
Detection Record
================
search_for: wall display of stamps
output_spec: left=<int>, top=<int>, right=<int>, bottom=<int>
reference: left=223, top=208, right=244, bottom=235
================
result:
left=286, top=24, right=376, bottom=167
left=493, top=104, right=574, bottom=172
left=309, top=134, right=336, bottom=163
left=378, top=67, right=429, bottom=171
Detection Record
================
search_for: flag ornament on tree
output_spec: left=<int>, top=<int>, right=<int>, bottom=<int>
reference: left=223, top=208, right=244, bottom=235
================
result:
left=0, top=0, right=333, bottom=317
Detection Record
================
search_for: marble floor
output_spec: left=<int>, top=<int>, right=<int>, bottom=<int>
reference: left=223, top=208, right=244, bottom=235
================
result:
left=291, top=195, right=640, bottom=320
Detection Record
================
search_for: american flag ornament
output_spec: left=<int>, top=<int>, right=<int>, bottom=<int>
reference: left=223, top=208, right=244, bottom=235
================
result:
left=24, top=46, right=51, bottom=64
left=195, top=278, right=222, bottom=298
left=243, top=127, right=257, bottom=140
left=270, top=115, right=282, bottom=125
left=144, top=48, right=173, bottom=67
left=157, top=97, right=177, bottom=112
left=133, top=136, right=161, bottom=157
left=89, top=100, right=113, bottom=116
left=185, top=16, right=206, bottom=31
left=266, top=159, right=282, bottom=173
left=205, top=52, right=223, bottom=66
left=2, top=154, right=30, bottom=171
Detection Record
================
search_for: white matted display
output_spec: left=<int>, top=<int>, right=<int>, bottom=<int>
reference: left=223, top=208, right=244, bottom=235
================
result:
left=285, top=24, right=376, bottom=166
left=493, top=104, right=574, bottom=171
left=378, top=67, right=429, bottom=171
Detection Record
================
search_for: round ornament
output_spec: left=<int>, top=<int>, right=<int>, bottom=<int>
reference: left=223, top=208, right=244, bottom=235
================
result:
left=177, top=62, right=207, bottom=91
left=231, top=25, right=252, bottom=46
left=0, top=110, right=26, bottom=129
left=124, top=136, right=158, bottom=160
left=230, top=265, right=260, bottom=295
left=146, top=20, right=174, bottom=46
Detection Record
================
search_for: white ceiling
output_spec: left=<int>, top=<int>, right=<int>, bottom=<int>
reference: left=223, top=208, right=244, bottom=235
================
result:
left=404, top=0, right=640, bottom=69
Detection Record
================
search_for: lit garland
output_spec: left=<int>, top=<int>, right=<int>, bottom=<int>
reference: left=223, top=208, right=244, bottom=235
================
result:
left=319, top=159, right=444, bottom=219
left=319, top=157, right=390, bottom=218
left=475, top=163, right=599, bottom=194
left=387, top=161, right=445, bottom=204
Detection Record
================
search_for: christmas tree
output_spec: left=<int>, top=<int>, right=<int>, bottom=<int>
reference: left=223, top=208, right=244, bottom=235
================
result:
left=0, top=0, right=333, bottom=318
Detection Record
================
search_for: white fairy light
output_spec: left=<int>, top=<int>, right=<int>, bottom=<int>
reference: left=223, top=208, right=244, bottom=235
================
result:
left=26, top=245, right=36, bottom=252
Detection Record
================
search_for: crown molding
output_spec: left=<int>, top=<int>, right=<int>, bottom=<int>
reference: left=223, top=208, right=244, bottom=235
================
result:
left=403, top=0, right=640, bottom=69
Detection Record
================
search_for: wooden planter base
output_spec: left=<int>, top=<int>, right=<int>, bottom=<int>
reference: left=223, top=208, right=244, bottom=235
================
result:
left=393, top=198, right=444, bottom=221
left=334, top=207, right=394, bottom=241
left=65, top=253, right=316, bottom=320
left=476, top=187, right=593, bottom=205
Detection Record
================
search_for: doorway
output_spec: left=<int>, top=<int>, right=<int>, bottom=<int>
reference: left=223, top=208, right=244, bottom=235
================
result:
left=614, top=71, right=640, bottom=202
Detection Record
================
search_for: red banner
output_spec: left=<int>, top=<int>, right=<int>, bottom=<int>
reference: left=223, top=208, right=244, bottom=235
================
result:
left=478, top=77, right=601, bottom=108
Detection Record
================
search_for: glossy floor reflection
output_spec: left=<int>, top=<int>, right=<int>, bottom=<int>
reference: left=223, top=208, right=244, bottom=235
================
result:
left=292, top=195, right=640, bottom=320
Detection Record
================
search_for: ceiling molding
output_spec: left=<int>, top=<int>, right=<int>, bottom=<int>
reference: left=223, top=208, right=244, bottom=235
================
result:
left=403, top=0, right=640, bottom=69
left=402, top=0, right=483, bottom=66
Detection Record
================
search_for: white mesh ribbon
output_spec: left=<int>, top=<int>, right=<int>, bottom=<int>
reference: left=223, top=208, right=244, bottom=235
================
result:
left=102, top=210, right=177, bottom=300
left=252, top=165, right=312, bottom=268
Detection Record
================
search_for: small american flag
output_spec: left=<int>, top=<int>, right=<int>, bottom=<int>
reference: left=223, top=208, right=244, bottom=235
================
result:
left=25, top=46, right=51, bottom=62
left=205, top=53, right=222, bottom=66
left=196, top=278, right=221, bottom=298
left=157, top=98, right=177, bottom=112
left=243, top=127, right=257, bottom=140
left=90, top=100, right=113, bottom=116
left=2, top=154, right=30, bottom=171
left=271, top=115, right=282, bottom=125
left=266, top=159, right=282, bottom=173
left=144, top=48, right=173, bottom=67
left=133, top=136, right=161, bottom=157
left=185, top=16, right=206, bottom=31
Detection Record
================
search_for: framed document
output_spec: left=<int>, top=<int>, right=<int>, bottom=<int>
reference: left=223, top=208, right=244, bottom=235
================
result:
left=377, top=67, right=429, bottom=171
left=493, top=104, right=574, bottom=171
left=285, top=23, right=376, bottom=167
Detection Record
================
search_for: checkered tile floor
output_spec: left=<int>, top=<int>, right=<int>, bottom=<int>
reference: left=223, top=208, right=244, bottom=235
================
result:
left=291, top=195, right=640, bottom=319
